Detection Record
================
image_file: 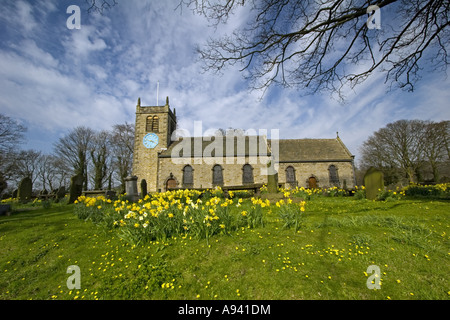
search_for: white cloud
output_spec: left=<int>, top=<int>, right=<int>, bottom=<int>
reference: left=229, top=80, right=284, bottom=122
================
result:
left=15, top=0, right=38, bottom=32
left=10, top=39, right=59, bottom=68
left=62, top=25, right=107, bottom=59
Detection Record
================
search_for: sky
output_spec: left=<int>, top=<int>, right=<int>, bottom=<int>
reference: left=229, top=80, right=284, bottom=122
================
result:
left=0, top=0, right=449, bottom=165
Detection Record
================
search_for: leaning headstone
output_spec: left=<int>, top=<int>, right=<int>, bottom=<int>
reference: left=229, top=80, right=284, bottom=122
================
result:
left=364, top=167, right=384, bottom=200
left=17, top=176, right=32, bottom=203
left=125, top=175, right=139, bottom=202
left=69, top=174, right=84, bottom=204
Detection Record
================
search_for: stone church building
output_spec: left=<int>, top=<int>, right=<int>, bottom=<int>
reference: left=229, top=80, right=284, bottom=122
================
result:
left=132, top=98, right=356, bottom=193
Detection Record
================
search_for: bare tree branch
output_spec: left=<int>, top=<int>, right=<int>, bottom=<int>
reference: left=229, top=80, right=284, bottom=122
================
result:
left=182, top=0, right=450, bottom=98
left=0, top=114, right=26, bottom=153
left=85, top=0, right=118, bottom=13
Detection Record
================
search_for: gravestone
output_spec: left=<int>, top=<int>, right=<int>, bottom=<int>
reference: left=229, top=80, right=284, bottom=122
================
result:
left=125, top=175, right=139, bottom=202
left=69, top=174, right=83, bottom=204
left=17, top=176, right=32, bottom=203
left=266, top=161, right=279, bottom=194
left=364, top=167, right=384, bottom=200
left=267, top=172, right=279, bottom=194
left=39, top=189, right=48, bottom=200
left=140, top=179, right=147, bottom=199
left=0, top=204, right=11, bottom=216
left=104, top=190, right=117, bottom=200
left=56, top=186, right=66, bottom=202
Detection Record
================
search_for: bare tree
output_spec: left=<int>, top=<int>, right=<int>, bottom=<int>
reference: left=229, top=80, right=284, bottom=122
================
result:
left=422, top=120, right=449, bottom=182
left=37, top=154, right=55, bottom=192
left=360, top=119, right=428, bottom=184
left=0, top=114, right=24, bottom=192
left=36, top=154, right=70, bottom=192
left=90, top=130, right=112, bottom=190
left=179, top=0, right=450, bottom=98
left=54, top=126, right=95, bottom=190
left=109, top=123, right=134, bottom=193
left=14, top=150, right=42, bottom=184
left=0, top=114, right=26, bottom=153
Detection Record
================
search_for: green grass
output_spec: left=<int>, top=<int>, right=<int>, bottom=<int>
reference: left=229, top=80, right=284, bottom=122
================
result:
left=0, top=197, right=449, bottom=300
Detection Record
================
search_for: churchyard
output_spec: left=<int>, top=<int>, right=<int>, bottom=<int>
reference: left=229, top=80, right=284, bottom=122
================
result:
left=0, top=184, right=449, bottom=300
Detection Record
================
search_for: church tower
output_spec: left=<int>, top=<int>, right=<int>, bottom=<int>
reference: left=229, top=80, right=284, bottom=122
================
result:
left=132, top=97, right=177, bottom=193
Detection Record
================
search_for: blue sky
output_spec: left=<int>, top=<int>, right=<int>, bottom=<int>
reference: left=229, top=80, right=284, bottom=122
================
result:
left=0, top=0, right=449, bottom=165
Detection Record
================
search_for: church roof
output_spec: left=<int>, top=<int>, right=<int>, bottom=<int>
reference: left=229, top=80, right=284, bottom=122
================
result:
left=271, top=138, right=354, bottom=162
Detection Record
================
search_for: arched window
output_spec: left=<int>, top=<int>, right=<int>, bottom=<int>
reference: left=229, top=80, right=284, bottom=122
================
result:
left=152, top=116, right=159, bottom=132
left=212, top=164, right=223, bottom=187
left=242, top=164, right=254, bottom=185
left=146, top=115, right=159, bottom=132
left=146, top=116, right=153, bottom=132
left=182, top=165, right=194, bottom=188
left=285, top=166, right=296, bottom=188
left=329, top=165, right=340, bottom=187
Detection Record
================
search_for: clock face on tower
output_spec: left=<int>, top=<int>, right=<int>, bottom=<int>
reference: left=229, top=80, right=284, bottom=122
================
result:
left=143, top=133, right=159, bottom=149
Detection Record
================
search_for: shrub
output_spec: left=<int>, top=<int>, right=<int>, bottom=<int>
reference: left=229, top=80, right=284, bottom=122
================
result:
left=403, top=183, right=450, bottom=199
left=276, top=199, right=305, bottom=232
left=376, top=189, right=404, bottom=201
left=353, top=189, right=366, bottom=200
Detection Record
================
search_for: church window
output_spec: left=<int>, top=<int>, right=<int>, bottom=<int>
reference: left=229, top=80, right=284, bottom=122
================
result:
left=286, top=166, right=296, bottom=188
left=146, top=115, right=159, bottom=132
left=152, top=116, right=159, bottom=132
left=146, top=116, right=152, bottom=132
left=212, top=164, right=224, bottom=187
left=328, top=165, right=340, bottom=187
left=182, top=165, right=194, bottom=188
left=242, top=164, right=254, bottom=185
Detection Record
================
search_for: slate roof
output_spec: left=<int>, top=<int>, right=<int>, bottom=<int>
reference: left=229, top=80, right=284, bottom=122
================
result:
left=270, top=138, right=354, bottom=162
left=159, top=136, right=354, bottom=162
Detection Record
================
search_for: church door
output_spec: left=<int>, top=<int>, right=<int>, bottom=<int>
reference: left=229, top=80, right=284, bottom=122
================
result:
left=166, top=178, right=177, bottom=190
left=308, top=177, right=317, bottom=189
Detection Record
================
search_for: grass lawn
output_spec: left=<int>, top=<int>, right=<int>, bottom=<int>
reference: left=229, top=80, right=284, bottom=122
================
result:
left=0, top=197, right=449, bottom=300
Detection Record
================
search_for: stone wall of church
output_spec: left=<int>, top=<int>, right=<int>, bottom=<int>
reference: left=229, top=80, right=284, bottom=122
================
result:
left=158, top=156, right=269, bottom=191
left=277, top=161, right=356, bottom=189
